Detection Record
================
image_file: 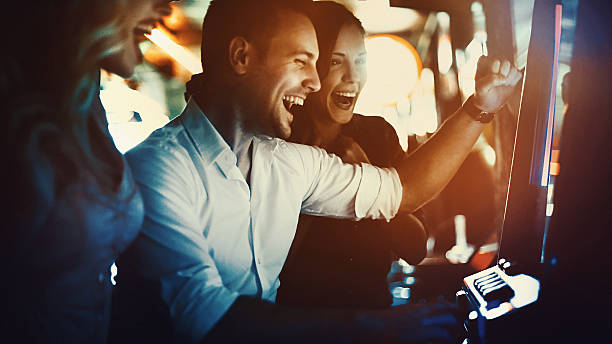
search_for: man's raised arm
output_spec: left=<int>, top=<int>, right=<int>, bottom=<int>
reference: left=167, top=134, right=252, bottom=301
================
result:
left=397, top=57, right=522, bottom=213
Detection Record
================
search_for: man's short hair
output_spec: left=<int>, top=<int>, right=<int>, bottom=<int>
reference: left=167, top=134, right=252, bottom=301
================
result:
left=201, top=0, right=314, bottom=76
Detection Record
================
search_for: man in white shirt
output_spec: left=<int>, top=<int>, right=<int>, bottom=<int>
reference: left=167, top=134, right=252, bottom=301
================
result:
left=117, top=0, right=522, bottom=343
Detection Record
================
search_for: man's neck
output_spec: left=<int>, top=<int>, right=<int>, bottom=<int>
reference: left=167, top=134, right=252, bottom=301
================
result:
left=193, top=84, right=255, bottom=183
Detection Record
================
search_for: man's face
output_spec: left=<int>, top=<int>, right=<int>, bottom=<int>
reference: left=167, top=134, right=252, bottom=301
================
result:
left=242, top=10, right=321, bottom=139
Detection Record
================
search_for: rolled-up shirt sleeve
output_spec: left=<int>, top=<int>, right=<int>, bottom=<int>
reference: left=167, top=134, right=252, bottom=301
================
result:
left=125, top=143, right=238, bottom=343
left=292, top=143, right=402, bottom=221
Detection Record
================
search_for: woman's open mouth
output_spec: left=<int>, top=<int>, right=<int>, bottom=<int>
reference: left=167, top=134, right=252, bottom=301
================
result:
left=331, top=91, right=357, bottom=110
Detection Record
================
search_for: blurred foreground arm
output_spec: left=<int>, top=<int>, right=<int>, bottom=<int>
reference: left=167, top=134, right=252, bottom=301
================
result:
left=204, top=296, right=459, bottom=343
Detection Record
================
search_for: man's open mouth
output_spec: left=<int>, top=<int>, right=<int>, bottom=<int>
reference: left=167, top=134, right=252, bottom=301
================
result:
left=331, top=91, right=357, bottom=110
left=282, top=95, right=304, bottom=112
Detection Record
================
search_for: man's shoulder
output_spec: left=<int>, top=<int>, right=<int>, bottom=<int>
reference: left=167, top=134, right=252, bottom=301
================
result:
left=125, top=117, right=193, bottom=172
left=128, top=117, right=187, bottom=157
left=260, top=136, right=327, bottom=159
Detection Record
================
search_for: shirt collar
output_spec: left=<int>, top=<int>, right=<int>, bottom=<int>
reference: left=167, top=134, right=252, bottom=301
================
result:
left=182, top=97, right=234, bottom=167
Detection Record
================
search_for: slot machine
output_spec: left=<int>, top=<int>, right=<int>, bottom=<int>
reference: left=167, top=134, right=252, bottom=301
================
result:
left=458, top=0, right=612, bottom=342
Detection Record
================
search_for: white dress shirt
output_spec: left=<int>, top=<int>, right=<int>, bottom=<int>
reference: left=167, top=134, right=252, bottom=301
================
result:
left=124, top=99, right=402, bottom=342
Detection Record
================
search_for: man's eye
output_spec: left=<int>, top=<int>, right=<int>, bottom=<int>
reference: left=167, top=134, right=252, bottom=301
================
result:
left=295, top=59, right=306, bottom=66
left=356, top=57, right=366, bottom=65
left=330, top=59, right=341, bottom=66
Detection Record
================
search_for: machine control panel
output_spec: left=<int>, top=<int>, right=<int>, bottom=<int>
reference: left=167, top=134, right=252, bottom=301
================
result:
left=462, top=261, right=540, bottom=320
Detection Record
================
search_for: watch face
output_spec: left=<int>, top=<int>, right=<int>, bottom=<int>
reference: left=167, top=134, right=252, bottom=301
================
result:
left=477, top=112, right=495, bottom=123
left=464, top=96, right=496, bottom=123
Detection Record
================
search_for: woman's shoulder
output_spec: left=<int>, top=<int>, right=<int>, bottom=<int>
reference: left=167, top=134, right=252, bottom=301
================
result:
left=344, top=114, right=405, bottom=166
left=347, top=113, right=398, bottom=139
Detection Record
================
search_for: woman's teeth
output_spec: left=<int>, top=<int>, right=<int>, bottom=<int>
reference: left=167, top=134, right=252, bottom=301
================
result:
left=335, top=91, right=357, bottom=98
left=333, top=91, right=356, bottom=108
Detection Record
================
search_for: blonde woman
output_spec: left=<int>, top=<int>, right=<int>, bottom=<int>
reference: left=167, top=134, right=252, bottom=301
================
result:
left=0, top=1, right=173, bottom=342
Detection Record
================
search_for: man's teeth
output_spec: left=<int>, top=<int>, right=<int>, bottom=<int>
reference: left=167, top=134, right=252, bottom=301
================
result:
left=335, top=91, right=356, bottom=98
left=282, top=96, right=304, bottom=107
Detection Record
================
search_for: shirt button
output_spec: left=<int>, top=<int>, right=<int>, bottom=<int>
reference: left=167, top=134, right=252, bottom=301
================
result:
left=348, top=257, right=353, bottom=262
left=97, top=273, right=105, bottom=284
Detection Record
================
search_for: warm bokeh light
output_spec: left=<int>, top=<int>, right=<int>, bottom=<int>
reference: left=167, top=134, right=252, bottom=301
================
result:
left=358, top=34, right=422, bottom=107
left=100, top=73, right=169, bottom=153
left=163, top=3, right=187, bottom=30
left=145, top=27, right=203, bottom=75
left=549, top=163, right=560, bottom=176
left=351, top=1, right=421, bottom=34
left=436, top=12, right=453, bottom=74
left=354, top=34, right=426, bottom=151
left=408, top=68, right=439, bottom=136
left=437, top=34, right=453, bottom=74
left=482, top=143, right=497, bottom=167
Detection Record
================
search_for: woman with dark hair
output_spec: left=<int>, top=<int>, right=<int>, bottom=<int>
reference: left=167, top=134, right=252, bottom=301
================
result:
left=0, top=1, right=173, bottom=342
left=277, top=1, right=428, bottom=309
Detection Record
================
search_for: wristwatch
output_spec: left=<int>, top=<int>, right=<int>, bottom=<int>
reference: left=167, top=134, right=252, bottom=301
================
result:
left=462, top=95, right=496, bottom=123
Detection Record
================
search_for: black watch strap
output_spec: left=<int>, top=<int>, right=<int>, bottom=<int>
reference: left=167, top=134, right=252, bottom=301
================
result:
left=463, top=96, right=496, bottom=123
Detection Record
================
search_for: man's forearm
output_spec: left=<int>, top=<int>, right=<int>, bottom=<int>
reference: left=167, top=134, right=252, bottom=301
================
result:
left=397, top=107, right=486, bottom=213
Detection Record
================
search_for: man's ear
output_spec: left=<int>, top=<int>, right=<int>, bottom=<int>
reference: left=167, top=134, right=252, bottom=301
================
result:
left=228, top=36, right=251, bottom=76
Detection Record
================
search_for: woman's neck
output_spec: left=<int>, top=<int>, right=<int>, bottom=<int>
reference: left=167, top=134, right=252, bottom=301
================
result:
left=310, top=115, right=343, bottom=149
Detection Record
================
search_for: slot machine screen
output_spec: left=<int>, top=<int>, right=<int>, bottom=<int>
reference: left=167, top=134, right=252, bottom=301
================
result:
left=459, top=0, right=580, bottom=332
left=496, top=0, right=578, bottom=270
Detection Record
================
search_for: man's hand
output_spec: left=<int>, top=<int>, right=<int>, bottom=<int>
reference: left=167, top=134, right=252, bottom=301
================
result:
left=473, top=56, right=523, bottom=113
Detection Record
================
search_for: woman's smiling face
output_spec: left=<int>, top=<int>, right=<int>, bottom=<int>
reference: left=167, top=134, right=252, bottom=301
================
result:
left=314, top=22, right=367, bottom=124
left=101, top=0, right=173, bottom=77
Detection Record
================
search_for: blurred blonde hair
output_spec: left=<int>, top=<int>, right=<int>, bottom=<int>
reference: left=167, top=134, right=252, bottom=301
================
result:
left=3, top=0, right=135, bottom=196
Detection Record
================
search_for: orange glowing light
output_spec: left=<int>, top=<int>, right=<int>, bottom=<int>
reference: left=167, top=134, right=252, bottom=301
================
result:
left=550, top=162, right=560, bottom=176
left=550, top=149, right=560, bottom=176
left=551, top=149, right=560, bottom=162
left=360, top=34, right=422, bottom=106
left=164, top=3, right=186, bottom=30
left=145, top=26, right=202, bottom=75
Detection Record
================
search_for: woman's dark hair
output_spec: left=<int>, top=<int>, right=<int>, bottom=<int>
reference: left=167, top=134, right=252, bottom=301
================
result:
left=289, top=1, right=365, bottom=142
left=310, top=1, right=365, bottom=80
